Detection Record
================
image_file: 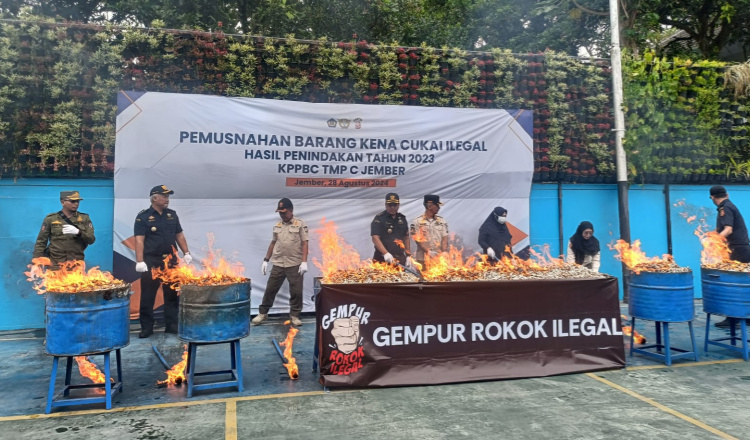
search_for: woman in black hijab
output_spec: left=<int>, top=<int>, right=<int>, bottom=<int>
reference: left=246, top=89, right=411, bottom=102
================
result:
left=565, top=221, right=601, bottom=271
left=478, top=207, right=513, bottom=262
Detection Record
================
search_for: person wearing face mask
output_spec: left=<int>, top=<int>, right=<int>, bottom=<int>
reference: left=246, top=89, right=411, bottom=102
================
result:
left=565, top=221, right=601, bottom=271
left=478, top=207, right=513, bottom=262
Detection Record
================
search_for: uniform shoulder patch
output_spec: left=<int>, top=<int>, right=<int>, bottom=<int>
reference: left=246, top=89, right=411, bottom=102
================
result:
left=138, top=209, right=148, bottom=214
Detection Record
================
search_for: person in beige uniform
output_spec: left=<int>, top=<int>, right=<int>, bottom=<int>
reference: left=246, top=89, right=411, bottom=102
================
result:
left=252, top=198, right=309, bottom=326
left=410, top=194, right=449, bottom=269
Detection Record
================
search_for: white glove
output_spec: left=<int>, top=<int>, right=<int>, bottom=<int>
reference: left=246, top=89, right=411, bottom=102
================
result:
left=405, top=256, right=415, bottom=269
left=62, top=224, right=80, bottom=235
left=299, top=262, right=308, bottom=274
left=383, top=253, right=394, bottom=263
left=487, top=247, right=496, bottom=259
left=261, top=260, right=268, bottom=275
left=183, top=253, right=193, bottom=264
left=135, top=262, right=148, bottom=272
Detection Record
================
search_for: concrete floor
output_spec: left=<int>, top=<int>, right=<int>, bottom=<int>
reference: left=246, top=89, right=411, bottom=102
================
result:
left=0, top=303, right=748, bottom=440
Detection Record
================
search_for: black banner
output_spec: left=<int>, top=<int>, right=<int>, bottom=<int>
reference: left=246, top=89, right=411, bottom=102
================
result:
left=316, top=278, right=625, bottom=387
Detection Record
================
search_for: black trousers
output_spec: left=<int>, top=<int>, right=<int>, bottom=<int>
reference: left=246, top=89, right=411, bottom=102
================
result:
left=729, top=244, right=750, bottom=263
left=139, top=265, right=179, bottom=330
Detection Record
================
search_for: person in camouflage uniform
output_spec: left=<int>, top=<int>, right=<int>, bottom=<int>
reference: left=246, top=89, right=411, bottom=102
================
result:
left=33, top=190, right=96, bottom=266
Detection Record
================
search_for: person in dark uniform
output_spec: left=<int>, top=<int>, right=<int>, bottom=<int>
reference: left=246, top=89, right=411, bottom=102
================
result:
left=33, top=190, right=96, bottom=268
left=478, top=206, right=514, bottom=262
left=371, top=193, right=414, bottom=268
left=710, top=185, right=750, bottom=327
left=134, top=185, right=192, bottom=338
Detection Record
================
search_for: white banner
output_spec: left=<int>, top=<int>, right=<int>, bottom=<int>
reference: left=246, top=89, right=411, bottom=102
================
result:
left=114, top=92, right=533, bottom=314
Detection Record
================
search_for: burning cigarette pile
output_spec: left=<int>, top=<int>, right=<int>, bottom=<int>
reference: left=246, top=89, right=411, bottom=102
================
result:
left=696, top=226, right=750, bottom=272
left=315, top=219, right=606, bottom=283
left=611, top=240, right=689, bottom=274
left=25, top=258, right=128, bottom=294
left=315, top=219, right=420, bottom=284
left=325, top=265, right=420, bottom=284
left=153, top=234, right=248, bottom=290
left=674, top=201, right=750, bottom=272
left=420, top=248, right=607, bottom=282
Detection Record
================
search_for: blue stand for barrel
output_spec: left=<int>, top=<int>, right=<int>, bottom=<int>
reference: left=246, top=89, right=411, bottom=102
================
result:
left=630, top=319, right=699, bottom=366
left=704, top=314, right=749, bottom=361
left=45, top=349, right=123, bottom=414
left=185, top=339, right=243, bottom=397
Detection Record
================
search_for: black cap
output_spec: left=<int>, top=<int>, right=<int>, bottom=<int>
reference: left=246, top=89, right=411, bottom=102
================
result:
left=60, top=191, right=83, bottom=201
left=385, top=193, right=400, bottom=204
left=150, top=185, right=174, bottom=196
left=710, top=186, right=727, bottom=197
left=276, top=198, right=293, bottom=212
left=424, top=194, right=443, bottom=205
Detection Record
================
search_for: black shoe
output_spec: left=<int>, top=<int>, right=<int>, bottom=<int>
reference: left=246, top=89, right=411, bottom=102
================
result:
left=164, top=324, right=178, bottom=334
left=139, top=328, right=154, bottom=338
left=714, top=318, right=735, bottom=328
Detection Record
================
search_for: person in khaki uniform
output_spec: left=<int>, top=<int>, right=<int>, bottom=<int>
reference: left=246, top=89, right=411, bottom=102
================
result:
left=253, top=198, right=308, bottom=327
left=410, top=194, right=449, bottom=269
left=33, top=190, right=95, bottom=267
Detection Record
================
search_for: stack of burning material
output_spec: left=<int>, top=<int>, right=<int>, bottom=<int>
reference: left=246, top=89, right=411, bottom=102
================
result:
left=697, top=228, right=750, bottom=272
left=674, top=200, right=750, bottom=272
left=315, top=219, right=605, bottom=283
left=25, top=258, right=129, bottom=294
left=421, top=248, right=607, bottom=282
left=612, top=240, right=690, bottom=274
left=153, top=234, right=248, bottom=289
left=324, top=265, right=420, bottom=284
left=314, top=220, right=420, bottom=284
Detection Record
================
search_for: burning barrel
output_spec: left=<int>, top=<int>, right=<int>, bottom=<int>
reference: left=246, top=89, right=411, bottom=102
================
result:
left=45, top=284, right=131, bottom=356
left=178, top=282, right=251, bottom=342
left=701, top=268, right=750, bottom=318
left=629, top=271, right=695, bottom=322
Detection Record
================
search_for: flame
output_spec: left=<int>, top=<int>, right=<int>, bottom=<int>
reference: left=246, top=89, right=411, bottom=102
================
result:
left=411, top=227, right=428, bottom=243
left=610, top=240, right=680, bottom=274
left=152, top=234, right=247, bottom=290
left=74, top=356, right=113, bottom=394
left=674, top=201, right=750, bottom=271
left=313, top=219, right=412, bottom=283
left=25, top=258, right=127, bottom=294
left=157, top=347, right=188, bottom=386
left=280, top=321, right=300, bottom=379
left=393, top=239, right=405, bottom=249
left=315, top=219, right=599, bottom=283
left=620, top=315, right=647, bottom=344
left=418, top=244, right=568, bottom=282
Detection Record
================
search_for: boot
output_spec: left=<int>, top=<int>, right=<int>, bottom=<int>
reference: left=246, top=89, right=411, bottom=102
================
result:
left=252, top=313, right=268, bottom=325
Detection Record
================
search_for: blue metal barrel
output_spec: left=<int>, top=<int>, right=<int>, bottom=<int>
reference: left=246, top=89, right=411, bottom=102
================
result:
left=45, top=285, right=131, bottom=356
left=629, top=270, right=695, bottom=322
left=701, top=268, right=750, bottom=318
left=178, top=282, right=251, bottom=343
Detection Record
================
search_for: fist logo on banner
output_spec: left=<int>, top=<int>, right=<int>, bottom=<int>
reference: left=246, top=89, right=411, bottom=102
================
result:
left=331, top=317, right=360, bottom=354
left=322, top=304, right=370, bottom=376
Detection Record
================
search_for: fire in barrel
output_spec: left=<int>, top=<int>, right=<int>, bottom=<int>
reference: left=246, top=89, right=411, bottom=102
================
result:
left=25, top=258, right=131, bottom=384
left=695, top=226, right=750, bottom=319
left=151, top=240, right=250, bottom=343
left=613, top=240, right=693, bottom=332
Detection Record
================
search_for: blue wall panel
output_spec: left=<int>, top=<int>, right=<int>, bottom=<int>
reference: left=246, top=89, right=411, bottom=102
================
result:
left=0, top=179, right=113, bottom=330
left=2, top=179, right=747, bottom=330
